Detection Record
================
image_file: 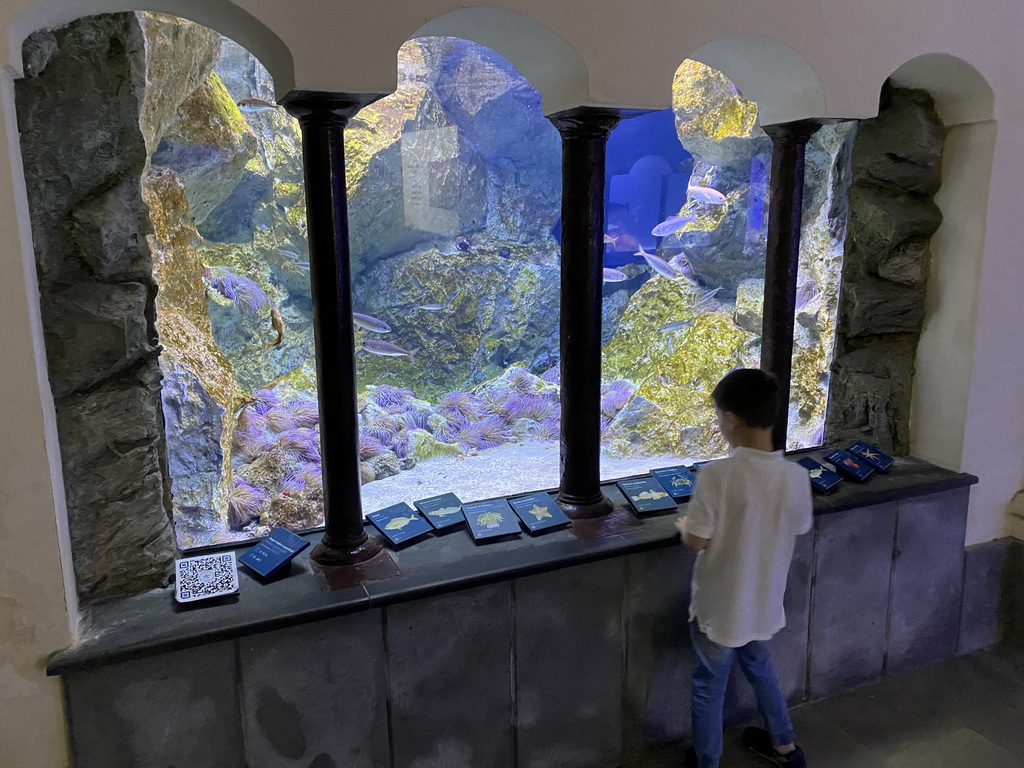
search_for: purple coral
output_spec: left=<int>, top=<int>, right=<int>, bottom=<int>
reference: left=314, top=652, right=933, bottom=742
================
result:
left=359, top=434, right=388, bottom=460
left=506, top=366, right=534, bottom=390
left=279, top=473, right=307, bottom=495
left=275, top=428, right=322, bottom=463
left=224, top=478, right=267, bottom=529
left=391, top=430, right=410, bottom=459
left=364, top=423, right=395, bottom=443
left=436, top=390, right=477, bottom=422
left=457, top=415, right=509, bottom=450
left=533, top=418, right=560, bottom=441
left=266, top=406, right=300, bottom=433
left=296, top=462, right=323, bottom=487
left=510, top=393, right=558, bottom=422
left=208, top=268, right=269, bottom=318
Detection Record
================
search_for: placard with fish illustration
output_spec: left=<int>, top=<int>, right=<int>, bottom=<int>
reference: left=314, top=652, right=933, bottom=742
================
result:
left=508, top=492, right=570, bottom=533
left=366, top=502, right=433, bottom=546
left=823, top=449, right=874, bottom=482
left=690, top=459, right=717, bottom=471
left=238, top=527, right=310, bottom=578
left=649, top=465, right=697, bottom=500
left=796, top=457, right=843, bottom=493
left=617, top=477, right=678, bottom=516
left=463, top=498, right=522, bottom=541
left=846, top=441, right=894, bottom=473
left=413, top=492, right=466, bottom=531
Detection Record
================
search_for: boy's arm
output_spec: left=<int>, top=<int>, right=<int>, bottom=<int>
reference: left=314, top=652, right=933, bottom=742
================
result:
left=674, top=517, right=710, bottom=552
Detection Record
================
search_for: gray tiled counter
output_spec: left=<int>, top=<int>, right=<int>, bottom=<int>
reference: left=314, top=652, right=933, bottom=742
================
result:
left=56, top=456, right=1002, bottom=768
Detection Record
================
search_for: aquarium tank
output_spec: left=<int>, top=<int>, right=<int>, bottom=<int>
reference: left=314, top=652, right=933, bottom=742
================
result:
left=143, top=20, right=849, bottom=549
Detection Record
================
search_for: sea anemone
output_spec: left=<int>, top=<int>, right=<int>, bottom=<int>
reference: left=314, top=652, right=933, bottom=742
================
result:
left=233, top=428, right=270, bottom=462
left=511, top=393, right=558, bottom=422
left=435, top=390, right=477, bottom=422
left=266, top=406, right=300, bottom=433
left=279, top=473, right=307, bottom=495
left=533, top=418, right=560, bottom=441
left=390, top=430, right=410, bottom=459
left=367, top=385, right=413, bottom=407
left=540, top=365, right=560, bottom=383
left=232, top=275, right=270, bottom=318
left=288, top=400, right=320, bottom=428
left=275, top=428, right=321, bottom=463
left=364, top=423, right=395, bottom=443
left=296, top=462, right=323, bottom=487
left=506, top=366, right=534, bottom=391
left=224, top=478, right=268, bottom=529
left=359, top=434, right=388, bottom=460
left=601, top=380, right=634, bottom=418
left=431, top=416, right=459, bottom=444
left=458, top=415, right=509, bottom=450
left=251, top=389, right=280, bottom=415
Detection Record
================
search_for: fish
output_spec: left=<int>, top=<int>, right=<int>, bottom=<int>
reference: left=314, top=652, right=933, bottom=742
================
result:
left=352, top=312, right=391, bottom=333
left=687, top=184, right=728, bottom=205
left=293, top=262, right=310, bottom=268
left=455, top=236, right=472, bottom=252
left=237, top=98, right=280, bottom=113
left=651, top=214, right=695, bottom=237
left=416, top=304, right=446, bottom=311
left=695, top=287, right=723, bottom=306
left=603, top=234, right=618, bottom=245
left=809, top=468, right=823, bottom=479
left=528, top=504, right=552, bottom=521
left=666, top=336, right=674, bottom=355
left=603, top=268, right=628, bottom=283
left=361, top=339, right=419, bottom=363
left=608, top=232, right=640, bottom=252
left=658, top=320, right=693, bottom=332
left=267, top=307, right=285, bottom=348
left=385, top=515, right=419, bottom=530
left=635, top=247, right=678, bottom=279
left=429, top=506, right=462, bottom=517
left=280, top=249, right=301, bottom=260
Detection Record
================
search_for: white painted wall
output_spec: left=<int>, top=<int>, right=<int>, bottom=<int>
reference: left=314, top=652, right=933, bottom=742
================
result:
left=2, top=0, right=1023, bottom=765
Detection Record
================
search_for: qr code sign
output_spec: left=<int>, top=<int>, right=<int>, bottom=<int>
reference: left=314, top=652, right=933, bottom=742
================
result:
left=175, top=552, right=239, bottom=603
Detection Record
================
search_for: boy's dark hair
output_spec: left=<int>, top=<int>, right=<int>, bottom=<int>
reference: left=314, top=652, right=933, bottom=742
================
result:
left=711, top=368, right=779, bottom=429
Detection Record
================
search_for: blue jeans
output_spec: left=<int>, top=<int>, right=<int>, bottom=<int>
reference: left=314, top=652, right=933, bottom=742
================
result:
left=690, top=621, right=794, bottom=768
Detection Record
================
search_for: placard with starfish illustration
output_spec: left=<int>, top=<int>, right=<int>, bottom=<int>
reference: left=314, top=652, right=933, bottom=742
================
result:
left=508, top=492, right=570, bottom=533
left=649, top=465, right=697, bottom=500
left=796, top=457, right=843, bottom=492
left=846, top=441, right=894, bottom=472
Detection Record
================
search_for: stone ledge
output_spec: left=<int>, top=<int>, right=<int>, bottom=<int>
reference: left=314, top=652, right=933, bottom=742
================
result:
left=47, top=452, right=975, bottom=676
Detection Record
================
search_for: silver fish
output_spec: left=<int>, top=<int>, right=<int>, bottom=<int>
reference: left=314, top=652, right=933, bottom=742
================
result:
left=237, top=98, right=280, bottom=113
left=353, top=312, right=391, bottom=333
left=361, top=339, right=418, bottom=362
left=695, top=287, right=722, bottom=306
left=635, top=247, right=678, bottom=279
left=603, top=234, right=617, bottom=245
left=281, top=249, right=301, bottom=260
left=667, top=336, right=675, bottom=355
left=687, top=184, right=728, bottom=205
left=294, top=262, right=310, bottom=268
left=651, top=214, right=694, bottom=237
left=658, top=320, right=693, bottom=332
left=416, top=304, right=445, bottom=311
left=603, top=268, right=628, bottom=283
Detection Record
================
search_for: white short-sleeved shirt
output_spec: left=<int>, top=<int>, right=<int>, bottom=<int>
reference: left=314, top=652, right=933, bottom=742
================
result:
left=686, top=447, right=813, bottom=648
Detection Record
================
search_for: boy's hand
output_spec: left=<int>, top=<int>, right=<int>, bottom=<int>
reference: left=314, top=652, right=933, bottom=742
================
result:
left=674, top=517, right=688, bottom=539
left=675, top=515, right=710, bottom=552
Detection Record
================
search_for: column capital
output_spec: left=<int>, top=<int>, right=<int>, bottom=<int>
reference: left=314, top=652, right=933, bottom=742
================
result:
left=548, top=107, right=623, bottom=141
left=279, top=90, right=385, bottom=127
left=763, top=119, right=822, bottom=146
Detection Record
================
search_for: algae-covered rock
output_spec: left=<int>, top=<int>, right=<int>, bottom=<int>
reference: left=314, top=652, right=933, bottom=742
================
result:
left=601, top=273, right=752, bottom=457
left=408, top=428, right=464, bottom=460
left=733, top=278, right=764, bottom=335
left=368, top=452, right=401, bottom=480
left=353, top=245, right=560, bottom=399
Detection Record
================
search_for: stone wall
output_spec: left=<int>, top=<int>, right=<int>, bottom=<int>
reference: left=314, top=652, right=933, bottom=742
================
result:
left=14, top=14, right=222, bottom=601
left=826, top=84, right=945, bottom=453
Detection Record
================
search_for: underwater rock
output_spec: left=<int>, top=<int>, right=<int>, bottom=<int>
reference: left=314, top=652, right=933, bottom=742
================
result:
left=137, top=13, right=221, bottom=156
left=360, top=462, right=375, bottom=485
left=602, top=275, right=750, bottom=457
left=602, top=286, right=634, bottom=345
left=852, top=85, right=945, bottom=196
left=733, top=278, right=764, bottom=335
left=267, top=488, right=323, bottom=530
left=408, top=428, right=464, bottom=460
left=353, top=245, right=560, bottom=399
left=151, top=71, right=258, bottom=227
left=672, top=59, right=765, bottom=167
left=841, top=276, right=926, bottom=337
left=368, top=452, right=401, bottom=480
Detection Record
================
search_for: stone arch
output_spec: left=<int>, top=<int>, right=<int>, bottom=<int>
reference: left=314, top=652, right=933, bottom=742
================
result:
left=10, top=0, right=295, bottom=92
left=685, top=34, right=827, bottom=126
left=411, top=7, right=589, bottom=114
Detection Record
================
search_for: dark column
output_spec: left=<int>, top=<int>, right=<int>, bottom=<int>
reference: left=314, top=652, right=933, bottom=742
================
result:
left=761, top=120, right=820, bottom=451
left=281, top=90, right=384, bottom=566
left=549, top=108, right=621, bottom=519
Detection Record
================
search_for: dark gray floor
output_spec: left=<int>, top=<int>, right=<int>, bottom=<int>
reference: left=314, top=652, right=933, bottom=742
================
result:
left=627, top=645, right=1024, bottom=768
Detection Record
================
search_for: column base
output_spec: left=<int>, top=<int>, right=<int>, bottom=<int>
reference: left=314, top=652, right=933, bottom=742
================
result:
left=309, top=532, right=383, bottom=566
left=556, top=491, right=614, bottom=520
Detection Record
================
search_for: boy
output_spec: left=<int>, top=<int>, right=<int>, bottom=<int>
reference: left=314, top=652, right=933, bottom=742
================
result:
left=674, top=369, right=813, bottom=768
